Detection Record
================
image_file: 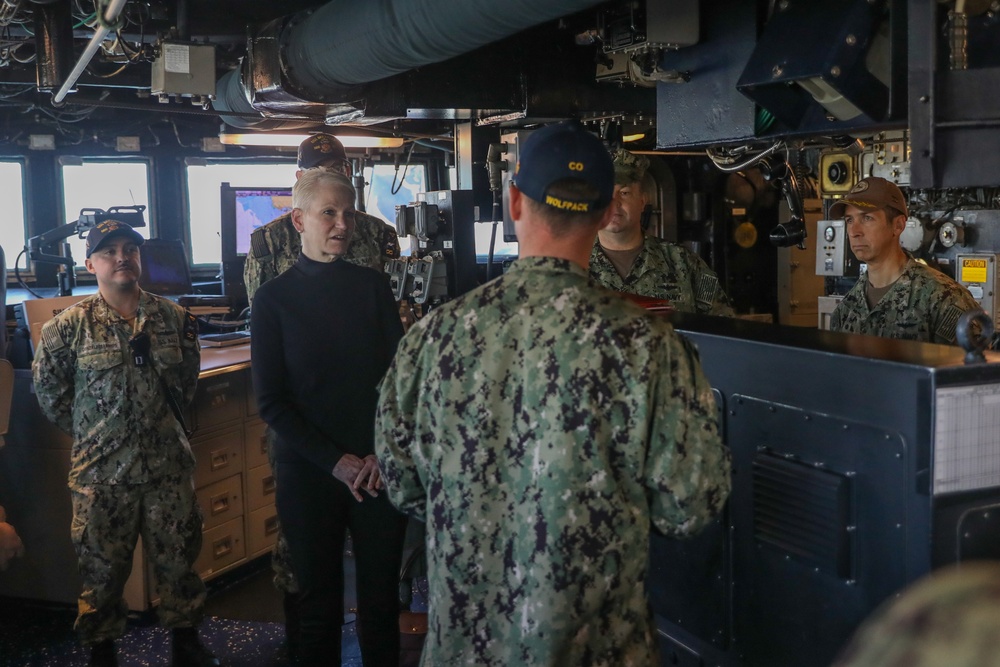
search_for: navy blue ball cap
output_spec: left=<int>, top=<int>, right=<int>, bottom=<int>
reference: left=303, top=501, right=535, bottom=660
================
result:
left=86, top=220, right=144, bottom=258
left=512, top=120, right=614, bottom=213
left=297, top=133, right=348, bottom=169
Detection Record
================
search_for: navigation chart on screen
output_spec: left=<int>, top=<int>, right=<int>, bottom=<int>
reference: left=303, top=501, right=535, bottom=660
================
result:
left=234, top=189, right=293, bottom=255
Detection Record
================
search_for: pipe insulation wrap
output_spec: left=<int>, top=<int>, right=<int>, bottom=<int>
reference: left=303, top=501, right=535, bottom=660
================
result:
left=284, top=0, right=607, bottom=90
left=216, top=0, right=605, bottom=122
left=213, top=70, right=253, bottom=125
left=213, top=70, right=320, bottom=129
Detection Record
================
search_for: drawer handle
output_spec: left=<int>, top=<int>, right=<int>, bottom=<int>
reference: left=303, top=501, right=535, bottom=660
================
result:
left=210, top=493, right=230, bottom=516
left=210, top=450, right=230, bottom=471
left=264, top=515, right=280, bottom=536
left=213, top=536, right=233, bottom=559
left=262, top=476, right=276, bottom=496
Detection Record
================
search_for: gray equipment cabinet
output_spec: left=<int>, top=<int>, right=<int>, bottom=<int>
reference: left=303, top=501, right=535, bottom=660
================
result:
left=652, top=314, right=1000, bottom=667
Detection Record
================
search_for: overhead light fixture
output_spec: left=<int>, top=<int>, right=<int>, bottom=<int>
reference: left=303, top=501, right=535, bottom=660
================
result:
left=218, top=132, right=405, bottom=148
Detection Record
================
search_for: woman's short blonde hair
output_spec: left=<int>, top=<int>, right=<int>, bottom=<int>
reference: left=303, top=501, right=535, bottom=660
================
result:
left=293, top=169, right=356, bottom=212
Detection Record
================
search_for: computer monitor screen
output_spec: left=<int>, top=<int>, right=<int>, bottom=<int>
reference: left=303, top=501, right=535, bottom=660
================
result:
left=220, top=184, right=293, bottom=261
left=139, top=239, right=192, bottom=296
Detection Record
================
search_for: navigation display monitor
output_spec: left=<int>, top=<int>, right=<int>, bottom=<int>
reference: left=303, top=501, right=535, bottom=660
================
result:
left=139, top=239, right=192, bottom=295
left=220, top=184, right=293, bottom=261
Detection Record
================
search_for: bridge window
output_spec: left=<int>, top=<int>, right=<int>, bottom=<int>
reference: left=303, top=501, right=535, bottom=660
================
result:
left=447, top=163, right=519, bottom=261
left=474, top=221, right=519, bottom=262
left=186, top=163, right=298, bottom=266
left=362, top=163, right=427, bottom=256
left=61, top=160, right=151, bottom=268
left=0, top=161, right=26, bottom=272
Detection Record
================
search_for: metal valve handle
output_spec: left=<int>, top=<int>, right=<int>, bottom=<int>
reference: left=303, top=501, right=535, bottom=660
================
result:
left=956, top=310, right=994, bottom=364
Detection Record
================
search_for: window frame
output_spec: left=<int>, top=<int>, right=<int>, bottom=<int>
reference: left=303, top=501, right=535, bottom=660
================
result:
left=58, top=156, right=154, bottom=277
left=182, top=156, right=433, bottom=271
left=0, top=158, right=28, bottom=278
left=182, top=157, right=299, bottom=275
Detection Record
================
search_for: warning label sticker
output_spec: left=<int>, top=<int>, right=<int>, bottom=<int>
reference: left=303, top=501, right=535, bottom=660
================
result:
left=961, top=258, right=988, bottom=284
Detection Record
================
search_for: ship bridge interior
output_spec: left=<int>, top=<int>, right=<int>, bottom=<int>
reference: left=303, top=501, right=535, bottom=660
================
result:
left=2, top=3, right=1000, bottom=667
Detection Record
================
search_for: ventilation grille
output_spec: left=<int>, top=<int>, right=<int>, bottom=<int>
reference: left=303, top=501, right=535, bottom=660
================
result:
left=753, top=455, right=852, bottom=578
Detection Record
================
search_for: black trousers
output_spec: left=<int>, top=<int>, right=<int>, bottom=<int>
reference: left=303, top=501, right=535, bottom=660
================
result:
left=277, top=459, right=408, bottom=666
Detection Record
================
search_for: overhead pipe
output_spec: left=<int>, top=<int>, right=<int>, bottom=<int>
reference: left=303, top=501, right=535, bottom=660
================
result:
left=34, top=0, right=74, bottom=93
left=213, top=69, right=320, bottom=130
left=176, top=0, right=188, bottom=41
left=52, top=0, right=129, bottom=105
left=214, top=0, right=607, bottom=126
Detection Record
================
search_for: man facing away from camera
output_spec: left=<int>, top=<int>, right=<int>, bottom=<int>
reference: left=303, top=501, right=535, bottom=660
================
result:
left=376, top=120, right=732, bottom=666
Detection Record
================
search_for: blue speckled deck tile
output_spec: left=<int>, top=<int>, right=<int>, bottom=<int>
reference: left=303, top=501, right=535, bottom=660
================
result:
left=340, top=617, right=362, bottom=666
left=0, top=614, right=374, bottom=666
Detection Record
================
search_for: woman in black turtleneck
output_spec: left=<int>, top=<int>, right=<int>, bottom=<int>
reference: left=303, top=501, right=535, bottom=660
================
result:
left=250, top=170, right=406, bottom=667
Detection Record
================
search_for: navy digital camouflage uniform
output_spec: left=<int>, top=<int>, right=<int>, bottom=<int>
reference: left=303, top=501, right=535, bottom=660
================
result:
left=376, top=256, right=732, bottom=666
left=833, top=563, right=1000, bottom=667
left=244, top=210, right=400, bottom=595
left=244, top=210, right=399, bottom=304
left=830, top=259, right=980, bottom=344
left=589, top=236, right=735, bottom=316
left=612, top=146, right=647, bottom=184
left=594, top=148, right=734, bottom=316
left=32, top=291, right=204, bottom=645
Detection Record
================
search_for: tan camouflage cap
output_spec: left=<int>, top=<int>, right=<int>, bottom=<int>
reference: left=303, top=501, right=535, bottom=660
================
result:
left=830, top=176, right=908, bottom=219
left=833, top=562, right=1000, bottom=667
left=612, top=148, right=649, bottom=186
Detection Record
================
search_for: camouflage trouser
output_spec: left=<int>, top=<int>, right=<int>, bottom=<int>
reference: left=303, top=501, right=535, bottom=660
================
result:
left=266, top=426, right=299, bottom=595
left=69, top=473, right=206, bottom=645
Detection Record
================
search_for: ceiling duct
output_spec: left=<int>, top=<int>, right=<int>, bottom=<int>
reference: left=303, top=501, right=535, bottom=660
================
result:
left=213, top=0, right=607, bottom=128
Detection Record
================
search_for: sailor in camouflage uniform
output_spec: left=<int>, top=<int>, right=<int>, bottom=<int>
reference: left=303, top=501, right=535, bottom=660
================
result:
left=243, top=133, right=401, bottom=655
left=32, top=222, right=217, bottom=667
left=243, top=133, right=400, bottom=302
left=376, top=121, right=732, bottom=667
left=829, top=177, right=979, bottom=344
left=833, top=562, right=1000, bottom=667
left=589, top=147, right=734, bottom=316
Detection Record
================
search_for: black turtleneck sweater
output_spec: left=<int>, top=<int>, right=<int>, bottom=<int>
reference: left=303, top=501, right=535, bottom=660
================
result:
left=250, top=254, right=403, bottom=473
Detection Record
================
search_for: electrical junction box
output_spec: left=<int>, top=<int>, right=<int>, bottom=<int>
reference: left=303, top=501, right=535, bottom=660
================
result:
left=600, top=0, right=699, bottom=53
left=151, top=42, right=216, bottom=99
left=956, top=253, right=998, bottom=326
left=595, top=51, right=632, bottom=84
left=861, top=131, right=911, bottom=186
left=28, top=134, right=55, bottom=150
left=116, top=136, right=140, bottom=152
left=817, top=295, right=844, bottom=330
left=899, top=216, right=924, bottom=252
left=816, top=219, right=849, bottom=276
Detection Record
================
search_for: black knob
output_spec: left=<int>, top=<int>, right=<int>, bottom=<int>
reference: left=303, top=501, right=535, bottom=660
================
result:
left=827, top=161, right=848, bottom=184
left=956, top=310, right=995, bottom=364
